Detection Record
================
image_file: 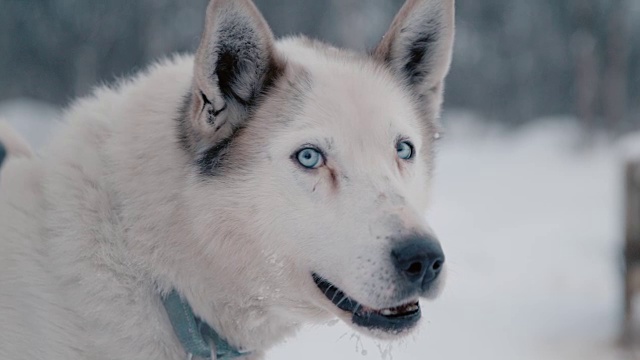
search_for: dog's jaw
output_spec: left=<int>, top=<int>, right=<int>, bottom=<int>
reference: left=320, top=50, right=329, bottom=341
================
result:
left=152, top=231, right=328, bottom=353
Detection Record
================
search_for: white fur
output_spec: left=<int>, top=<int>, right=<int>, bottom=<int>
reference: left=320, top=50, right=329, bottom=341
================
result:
left=0, top=1, right=455, bottom=359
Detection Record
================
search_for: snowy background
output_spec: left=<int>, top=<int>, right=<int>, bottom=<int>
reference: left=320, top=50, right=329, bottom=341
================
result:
left=2, top=0, right=640, bottom=359
left=1, top=101, right=637, bottom=360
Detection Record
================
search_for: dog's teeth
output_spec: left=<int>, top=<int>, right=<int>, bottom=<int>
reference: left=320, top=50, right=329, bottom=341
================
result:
left=380, top=308, right=400, bottom=316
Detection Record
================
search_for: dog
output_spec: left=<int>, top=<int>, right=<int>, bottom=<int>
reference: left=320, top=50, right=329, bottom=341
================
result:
left=0, top=0, right=455, bottom=359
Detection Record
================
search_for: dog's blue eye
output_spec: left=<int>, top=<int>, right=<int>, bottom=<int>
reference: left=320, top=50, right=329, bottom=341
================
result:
left=297, top=148, right=324, bottom=169
left=397, top=141, right=414, bottom=160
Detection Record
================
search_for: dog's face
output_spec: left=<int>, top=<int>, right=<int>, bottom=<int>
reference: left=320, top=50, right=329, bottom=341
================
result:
left=247, top=60, right=446, bottom=337
left=178, top=0, right=454, bottom=340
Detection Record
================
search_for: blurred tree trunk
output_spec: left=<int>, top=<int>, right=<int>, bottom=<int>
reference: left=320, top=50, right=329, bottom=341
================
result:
left=571, top=0, right=599, bottom=134
left=603, top=1, right=629, bottom=134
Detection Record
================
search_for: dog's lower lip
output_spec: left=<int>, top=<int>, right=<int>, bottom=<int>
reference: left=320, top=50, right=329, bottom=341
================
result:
left=312, top=273, right=421, bottom=331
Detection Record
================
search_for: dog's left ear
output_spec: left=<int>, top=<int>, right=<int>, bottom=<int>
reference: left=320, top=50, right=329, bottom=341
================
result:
left=374, top=0, right=455, bottom=105
left=184, top=0, right=284, bottom=162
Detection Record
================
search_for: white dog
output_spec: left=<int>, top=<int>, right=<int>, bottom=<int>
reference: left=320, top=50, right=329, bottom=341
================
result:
left=0, top=0, right=455, bottom=359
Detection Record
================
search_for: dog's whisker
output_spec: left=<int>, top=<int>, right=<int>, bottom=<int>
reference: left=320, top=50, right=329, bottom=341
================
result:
left=352, top=304, right=361, bottom=315
left=330, top=289, right=342, bottom=303
left=335, top=295, right=348, bottom=308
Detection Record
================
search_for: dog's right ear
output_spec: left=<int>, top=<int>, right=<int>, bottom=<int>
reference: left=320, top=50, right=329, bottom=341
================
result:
left=373, top=0, right=455, bottom=104
left=184, top=0, right=284, bottom=163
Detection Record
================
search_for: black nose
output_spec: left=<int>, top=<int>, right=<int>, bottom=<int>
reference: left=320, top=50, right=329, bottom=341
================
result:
left=391, top=236, right=445, bottom=290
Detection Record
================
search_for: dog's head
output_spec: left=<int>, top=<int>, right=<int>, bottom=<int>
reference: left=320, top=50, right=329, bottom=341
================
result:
left=177, top=0, right=455, bottom=341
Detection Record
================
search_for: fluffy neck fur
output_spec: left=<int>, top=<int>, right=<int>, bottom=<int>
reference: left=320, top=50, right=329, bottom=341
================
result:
left=31, top=54, right=310, bottom=359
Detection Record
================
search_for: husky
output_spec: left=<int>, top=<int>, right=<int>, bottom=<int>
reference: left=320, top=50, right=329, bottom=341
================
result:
left=0, top=0, right=455, bottom=359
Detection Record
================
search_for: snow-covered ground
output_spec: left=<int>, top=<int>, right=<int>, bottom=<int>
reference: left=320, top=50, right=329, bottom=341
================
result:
left=1, top=99, right=635, bottom=359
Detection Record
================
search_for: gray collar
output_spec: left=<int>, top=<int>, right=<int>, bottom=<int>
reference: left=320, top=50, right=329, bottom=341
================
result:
left=161, top=290, right=250, bottom=360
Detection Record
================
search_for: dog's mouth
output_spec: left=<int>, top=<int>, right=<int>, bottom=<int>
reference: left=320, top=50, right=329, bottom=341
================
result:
left=312, top=273, right=421, bottom=332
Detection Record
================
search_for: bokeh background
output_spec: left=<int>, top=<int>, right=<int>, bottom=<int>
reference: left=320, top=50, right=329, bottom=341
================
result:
left=1, top=1, right=639, bottom=359
left=2, top=0, right=639, bottom=132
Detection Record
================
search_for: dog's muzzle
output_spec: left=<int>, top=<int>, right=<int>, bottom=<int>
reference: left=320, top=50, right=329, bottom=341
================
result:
left=312, top=234, right=444, bottom=333
left=312, top=273, right=421, bottom=332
